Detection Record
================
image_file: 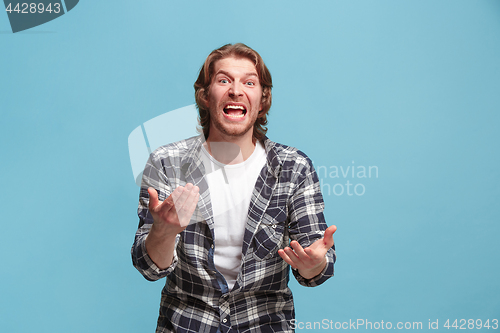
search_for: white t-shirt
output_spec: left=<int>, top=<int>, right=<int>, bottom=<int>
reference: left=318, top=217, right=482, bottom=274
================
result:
left=201, top=141, right=267, bottom=290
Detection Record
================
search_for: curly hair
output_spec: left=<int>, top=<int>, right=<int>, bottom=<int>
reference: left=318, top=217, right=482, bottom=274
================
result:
left=194, top=43, right=273, bottom=141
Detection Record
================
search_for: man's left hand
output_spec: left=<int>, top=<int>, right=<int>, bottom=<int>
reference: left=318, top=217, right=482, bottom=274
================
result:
left=278, top=225, right=337, bottom=280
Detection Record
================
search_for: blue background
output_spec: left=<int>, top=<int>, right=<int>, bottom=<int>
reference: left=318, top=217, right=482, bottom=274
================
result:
left=1, top=0, right=499, bottom=332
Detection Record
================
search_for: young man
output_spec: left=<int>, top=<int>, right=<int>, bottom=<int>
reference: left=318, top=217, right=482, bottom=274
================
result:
left=132, top=43, right=336, bottom=333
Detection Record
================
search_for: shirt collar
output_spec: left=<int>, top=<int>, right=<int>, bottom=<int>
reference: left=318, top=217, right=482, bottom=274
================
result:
left=263, top=136, right=282, bottom=179
left=180, top=135, right=283, bottom=180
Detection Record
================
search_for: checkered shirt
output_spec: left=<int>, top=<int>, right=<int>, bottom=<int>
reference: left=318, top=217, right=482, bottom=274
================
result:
left=131, top=135, right=336, bottom=333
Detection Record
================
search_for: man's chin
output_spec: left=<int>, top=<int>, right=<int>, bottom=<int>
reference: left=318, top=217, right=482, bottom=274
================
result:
left=214, top=123, right=253, bottom=139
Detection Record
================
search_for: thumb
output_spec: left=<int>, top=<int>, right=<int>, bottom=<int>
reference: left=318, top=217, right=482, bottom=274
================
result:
left=323, top=225, right=337, bottom=247
left=147, top=187, right=160, bottom=210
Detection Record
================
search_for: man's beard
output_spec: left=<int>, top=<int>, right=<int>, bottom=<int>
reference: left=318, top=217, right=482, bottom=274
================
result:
left=211, top=115, right=255, bottom=138
left=208, top=104, right=258, bottom=138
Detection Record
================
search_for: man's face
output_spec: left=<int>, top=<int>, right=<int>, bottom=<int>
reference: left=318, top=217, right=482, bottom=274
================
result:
left=206, top=56, right=263, bottom=141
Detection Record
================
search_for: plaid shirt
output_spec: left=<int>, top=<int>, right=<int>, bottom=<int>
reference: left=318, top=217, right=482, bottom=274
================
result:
left=132, top=135, right=335, bottom=333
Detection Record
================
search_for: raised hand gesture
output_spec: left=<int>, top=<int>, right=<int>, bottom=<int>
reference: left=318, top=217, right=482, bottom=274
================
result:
left=278, top=225, right=337, bottom=279
left=145, top=183, right=200, bottom=269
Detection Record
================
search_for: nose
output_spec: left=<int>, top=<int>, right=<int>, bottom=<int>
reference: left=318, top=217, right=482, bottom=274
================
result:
left=228, top=81, right=243, bottom=97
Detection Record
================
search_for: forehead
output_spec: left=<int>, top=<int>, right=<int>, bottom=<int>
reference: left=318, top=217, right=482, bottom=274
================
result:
left=213, top=56, right=258, bottom=76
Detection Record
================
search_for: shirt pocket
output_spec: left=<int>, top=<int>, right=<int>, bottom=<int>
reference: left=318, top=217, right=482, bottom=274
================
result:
left=251, top=211, right=287, bottom=261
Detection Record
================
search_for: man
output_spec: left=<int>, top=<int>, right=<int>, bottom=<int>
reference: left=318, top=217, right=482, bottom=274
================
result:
left=132, top=43, right=336, bottom=333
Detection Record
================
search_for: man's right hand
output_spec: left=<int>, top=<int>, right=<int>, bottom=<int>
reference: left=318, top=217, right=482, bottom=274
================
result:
left=148, top=184, right=200, bottom=232
left=145, top=184, right=200, bottom=269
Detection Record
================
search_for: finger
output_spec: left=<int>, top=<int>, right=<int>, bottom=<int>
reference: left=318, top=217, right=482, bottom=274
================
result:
left=148, top=187, right=160, bottom=209
left=184, top=188, right=200, bottom=213
left=171, top=186, right=185, bottom=205
left=172, top=183, right=196, bottom=207
left=183, top=185, right=199, bottom=206
left=278, top=249, right=298, bottom=269
left=172, top=185, right=197, bottom=215
left=324, top=225, right=337, bottom=238
left=160, top=194, right=175, bottom=212
left=283, top=246, right=302, bottom=267
left=150, top=195, right=175, bottom=220
left=171, top=187, right=192, bottom=216
left=289, top=240, right=310, bottom=261
left=322, top=225, right=337, bottom=247
left=176, top=186, right=199, bottom=223
left=303, top=246, right=325, bottom=261
left=148, top=188, right=176, bottom=222
left=178, top=192, right=200, bottom=227
left=292, top=241, right=324, bottom=264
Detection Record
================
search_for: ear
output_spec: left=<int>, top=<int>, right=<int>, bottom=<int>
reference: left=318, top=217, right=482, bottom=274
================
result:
left=258, top=94, right=264, bottom=116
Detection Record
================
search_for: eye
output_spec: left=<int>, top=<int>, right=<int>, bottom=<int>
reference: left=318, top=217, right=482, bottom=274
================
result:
left=246, top=81, right=255, bottom=86
left=219, top=78, right=229, bottom=84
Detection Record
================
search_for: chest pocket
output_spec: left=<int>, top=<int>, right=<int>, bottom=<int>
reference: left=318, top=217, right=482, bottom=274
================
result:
left=251, top=208, right=288, bottom=260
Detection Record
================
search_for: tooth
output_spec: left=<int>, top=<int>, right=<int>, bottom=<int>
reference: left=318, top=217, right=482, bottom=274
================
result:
left=226, top=105, right=244, bottom=110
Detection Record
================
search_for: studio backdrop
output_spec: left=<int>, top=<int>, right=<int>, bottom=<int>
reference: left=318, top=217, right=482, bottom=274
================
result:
left=1, top=1, right=499, bottom=332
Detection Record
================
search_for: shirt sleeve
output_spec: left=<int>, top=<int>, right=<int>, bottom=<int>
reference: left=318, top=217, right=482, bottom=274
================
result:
left=286, top=154, right=336, bottom=287
left=131, top=150, right=179, bottom=281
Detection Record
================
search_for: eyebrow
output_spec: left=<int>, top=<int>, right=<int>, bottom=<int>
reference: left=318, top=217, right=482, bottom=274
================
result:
left=215, top=70, right=259, bottom=78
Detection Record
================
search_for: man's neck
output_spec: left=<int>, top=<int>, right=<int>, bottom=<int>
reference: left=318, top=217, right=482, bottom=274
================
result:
left=205, top=132, right=256, bottom=165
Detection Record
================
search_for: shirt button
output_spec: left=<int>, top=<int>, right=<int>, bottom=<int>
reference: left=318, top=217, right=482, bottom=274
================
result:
left=223, top=318, right=227, bottom=323
left=211, top=244, right=214, bottom=249
left=272, top=224, right=276, bottom=229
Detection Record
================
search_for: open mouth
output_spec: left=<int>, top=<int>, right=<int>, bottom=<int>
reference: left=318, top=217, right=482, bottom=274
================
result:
left=223, top=104, right=247, bottom=118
